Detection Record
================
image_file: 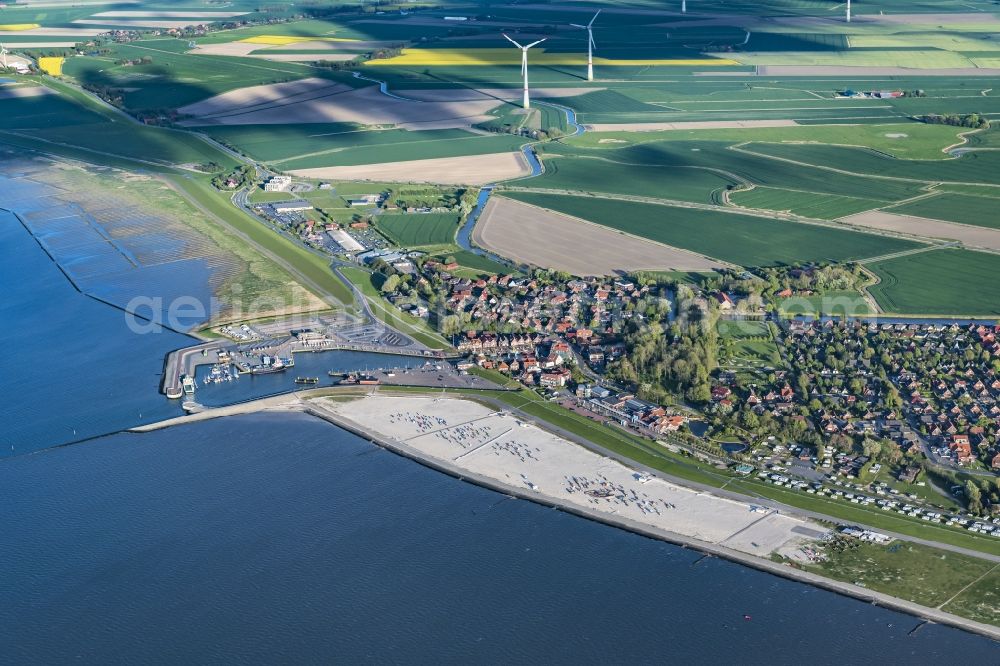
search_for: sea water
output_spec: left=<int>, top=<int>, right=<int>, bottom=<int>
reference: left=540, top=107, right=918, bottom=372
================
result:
left=0, top=413, right=996, bottom=663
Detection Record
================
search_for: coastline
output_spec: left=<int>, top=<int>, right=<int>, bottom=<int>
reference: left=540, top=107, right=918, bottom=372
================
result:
left=131, top=392, right=1000, bottom=643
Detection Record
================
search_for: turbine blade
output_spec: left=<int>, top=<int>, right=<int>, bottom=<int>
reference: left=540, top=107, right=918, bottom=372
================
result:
left=503, top=33, right=523, bottom=48
left=588, top=9, right=601, bottom=27
left=569, top=23, right=586, bottom=29
left=525, top=38, right=546, bottom=49
left=590, top=32, right=596, bottom=50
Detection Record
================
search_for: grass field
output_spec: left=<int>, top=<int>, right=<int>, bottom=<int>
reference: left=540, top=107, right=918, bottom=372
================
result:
left=941, top=567, right=1000, bottom=627
left=886, top=193, right=1000, bottom=230
left=572, top=124, right=965, bottom=160
left=503, top=192, right=920, bottom=268
left=804, top=541, right=997, bottom=613
left=744, top=142, right=1000, bottom=187
left=731, top=187, right=886, bottom=219
left=537, top=140, right=928, bottom=205
left=376, top=212, right=460, bottom=247
left=866, top=248, right=1000, bottom=316
left=718, top=320, right=781, bottom=367
left=779, top=290, right=875, bottom=317
left=441, top=249, right=513, bottom=276
left=535, top=155, right=736, bottom=204
left=63, top=39, right=332, bottom=111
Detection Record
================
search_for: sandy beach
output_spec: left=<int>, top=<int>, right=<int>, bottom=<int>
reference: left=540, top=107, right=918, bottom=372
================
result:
left=314, top=394, right=823, bottom=558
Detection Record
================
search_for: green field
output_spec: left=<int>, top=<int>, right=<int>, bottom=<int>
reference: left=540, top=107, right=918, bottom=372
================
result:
left=535, top=140, right=928, bottom=206
left=503, top=192, right=921, bottom=267
left=779, top=290, right=875, bottom=317
left=744, top=142, right=1000, bottom=187
left=572, top=124, right=965, bottom=160
left=440, top=250, right=514, bottom=276
left=204, top=124, right=529, bottom=168
left=63, top=39, right=335, bottom=111
left=731, top=187, right=885, bottom=220
left=887, top=193, right=1000, bottom=230
left=718, top=320, right=780, bottom=366
left=535, top=155, right=736, bottom=204
left=376, top=212, right=460, bottom=247
left=941, top=567, right=1000, bottom=627
left=804, top=541, right=997, bottom=613
left=866, top=248, right=1000, bottom=316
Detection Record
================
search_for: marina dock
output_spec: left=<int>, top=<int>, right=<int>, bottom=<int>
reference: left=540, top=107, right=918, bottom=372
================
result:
left=161, top=337, right=459, bottom=398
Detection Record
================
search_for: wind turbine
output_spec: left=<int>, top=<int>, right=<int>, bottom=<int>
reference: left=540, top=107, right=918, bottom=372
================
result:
left=503, top=34, right=546, bottom=109
left=570, top=10, right=601, bottom=82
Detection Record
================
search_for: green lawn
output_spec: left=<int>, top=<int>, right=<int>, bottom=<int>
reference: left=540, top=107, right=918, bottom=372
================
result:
left=376, top=213, right=460, bottom=247
left=503, top=192, right=920, bottom=267
left=778, top=290, right=875, bottom=317
left=866, top=248, right=1000, bottom=316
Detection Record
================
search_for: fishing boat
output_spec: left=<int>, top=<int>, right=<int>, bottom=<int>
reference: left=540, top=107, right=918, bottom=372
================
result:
left=181, top=375, right=196, bottom=395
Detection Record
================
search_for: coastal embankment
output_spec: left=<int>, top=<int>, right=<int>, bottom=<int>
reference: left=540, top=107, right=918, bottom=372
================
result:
left=131, top=391, right=1000, bottom=643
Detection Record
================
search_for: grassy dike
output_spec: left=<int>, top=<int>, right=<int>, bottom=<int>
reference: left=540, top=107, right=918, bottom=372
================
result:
left=168, top=177, right=355, bottom=307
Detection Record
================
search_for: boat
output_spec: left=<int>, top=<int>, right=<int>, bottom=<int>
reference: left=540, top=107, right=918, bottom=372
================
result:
left=181, top=375, right=196, bottom=395
left=250, top=356, right=287, bottom=375
left=294, top=376, right=319, bottom=385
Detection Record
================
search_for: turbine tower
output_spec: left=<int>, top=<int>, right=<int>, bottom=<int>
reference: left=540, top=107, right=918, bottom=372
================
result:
left=570, top=10, right=601, bottom=82
left=0, top=44, right=7, bottom=70
left=682, top=0, right=687, bottom=13
left=503, top=34, right=546, bottom=109
left=846, top=0, right=851, bottom=22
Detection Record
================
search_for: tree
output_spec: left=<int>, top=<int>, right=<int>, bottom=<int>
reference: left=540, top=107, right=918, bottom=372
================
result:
left=966, top=480, right=983, bottom=515
left=381, top=274, right=400, bottom=294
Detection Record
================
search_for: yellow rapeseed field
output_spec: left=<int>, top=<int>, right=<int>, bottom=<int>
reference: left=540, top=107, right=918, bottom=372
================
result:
left=0, top=23, right=40, bottom=31
left=365, top=48, right=738, bottom=67
left=241, top=35, right=359, bottom=45
left=38, top=57, right=64, bottom=76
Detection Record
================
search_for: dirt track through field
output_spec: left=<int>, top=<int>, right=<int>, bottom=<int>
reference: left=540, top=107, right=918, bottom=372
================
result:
left=586, top=120, right=798, bottom=132
left=840, top=211, right=1000, bottom=251
left=473, top=196, right=727, bottom=275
